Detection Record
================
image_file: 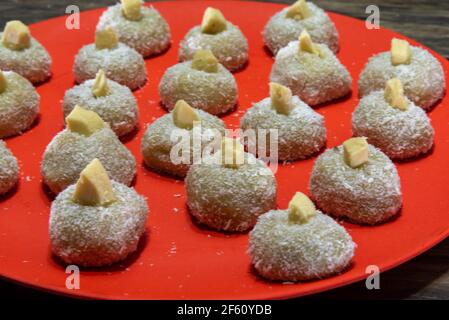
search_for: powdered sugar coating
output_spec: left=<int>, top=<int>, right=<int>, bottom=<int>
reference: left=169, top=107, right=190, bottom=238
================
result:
left=240, top=96, right=326, bottom=161
left=141, top=110, right=225, bottom=178
left=159, top=61, right=237, bottom=115
left=0, top=35, right=51, bottom=84
left=179, top=22, right=248, bottom=72
left=41, top=126, right=136, bottom=194
left=358, top=46, right=445, bottom=110
left=49, top=181, right=148, bottom=267
left=309, top=144, right=402, bottom=225
left=0, top=71, right=40, bottom=138
left=263, top=2, right=339, bottom=56
left=248, top=210, right=355, bottom=281
left=352, top=90, right=434, bottom=159
left=73, top=43, right=147, bottom=90
left=270, top=41, right=351, bottom=106
left=96, top=4, right=171, bottom=58
left=185, top=153, right=277, bottom=232
left=0, top=140, right=19, bottom=195
left=63, top=78, right=139, bottom=137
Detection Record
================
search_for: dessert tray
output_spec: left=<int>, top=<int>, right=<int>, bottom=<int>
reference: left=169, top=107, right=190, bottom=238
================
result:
left=0, top=0, right=448, bottom=299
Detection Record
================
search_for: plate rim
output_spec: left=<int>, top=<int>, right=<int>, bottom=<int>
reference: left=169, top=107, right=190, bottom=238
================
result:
left=1, top=0, right=448, bottom=300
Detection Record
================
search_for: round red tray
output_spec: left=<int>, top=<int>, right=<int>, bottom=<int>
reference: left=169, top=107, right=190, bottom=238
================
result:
left=1, top=0, right=448, bottom=299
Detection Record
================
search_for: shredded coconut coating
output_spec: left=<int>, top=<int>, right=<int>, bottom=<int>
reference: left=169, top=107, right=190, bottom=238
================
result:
left=179, top=22, right=248, bottom=72
left=141, top=110, right=225, bottom=178
left=248, top=210, right=355, bottom=281
left=0, top=71, right=40, bottom=138
left=96, top=4, right=171, bottom=58
left=73, top=43, right=147, bottom=90
left=352, top=90, right=434, bottom=159
left=63, top=78, right=139, bottom=137
left=0, top=35, right=51, bottom=84
left=358, top=46, right=445, bottom=110
left=270, top=41, right=352, bottom=106
left=240, top=96, right=326, bottom=161
left=0, top=140, right=19, bottom=195
left=41, top=126, right=136, bottom=194
left=263, top=3, right=339, bottom=56
left=49, top=181, right=148, bottom=267
left=309, top=145, right=402, bottom=225
left=185, top=153, right=277, bottom=232
left=159, top=61, right=237, bottom=115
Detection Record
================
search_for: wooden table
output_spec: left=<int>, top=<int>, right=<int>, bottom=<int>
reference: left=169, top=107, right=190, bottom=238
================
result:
left=0, top=0, right=448, bottom=300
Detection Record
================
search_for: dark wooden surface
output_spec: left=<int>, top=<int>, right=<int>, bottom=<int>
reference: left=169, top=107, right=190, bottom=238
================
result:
left=0, top=0, right=448, bottom=300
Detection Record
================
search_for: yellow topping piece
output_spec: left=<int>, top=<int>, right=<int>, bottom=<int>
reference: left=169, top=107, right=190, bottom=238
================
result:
left=343, top=137, right=369, bottom=168
left=384, top=78, right=408, bottom=111
left=201, top=7, right=227, bottom=34
left=191, top=49, right=219, bottom=73
left=286, top=0, right=312, bottom=20
left=391, top=38, right=412, bottom=66
left=92, top=69, right=109, bottom=98
left=0, top=70, right=6, bottom=94
left=288, top=192, right=316, bottom=224
left=299, top=30, right=321, bottom=56
left=95, top=27, right=118, bottom=50
left=1, top=20, right=31, bottom=51
left=66, top=105, right=105, bottom=136
left=221, top=137, right=244, bottom=169
left=172, top=100, right=201, bottom=130
left=121, top=0, right=143, bottom=21
left=72, top=158, right=116, bottom=206
left=270, top=82, right=294, bottom=115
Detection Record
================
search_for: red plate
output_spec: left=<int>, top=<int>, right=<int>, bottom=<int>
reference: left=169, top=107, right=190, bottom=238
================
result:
left=0, top=0, right=448, bottom=300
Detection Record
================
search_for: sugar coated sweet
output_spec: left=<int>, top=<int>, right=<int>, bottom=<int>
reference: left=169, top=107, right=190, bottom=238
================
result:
left=309, top=144, right=402, bottom=224
left=249, top=210, right=355, bottom=281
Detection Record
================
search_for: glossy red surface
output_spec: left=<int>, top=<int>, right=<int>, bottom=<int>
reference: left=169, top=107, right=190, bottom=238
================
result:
left=0, top=1, right=448, bottom=299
